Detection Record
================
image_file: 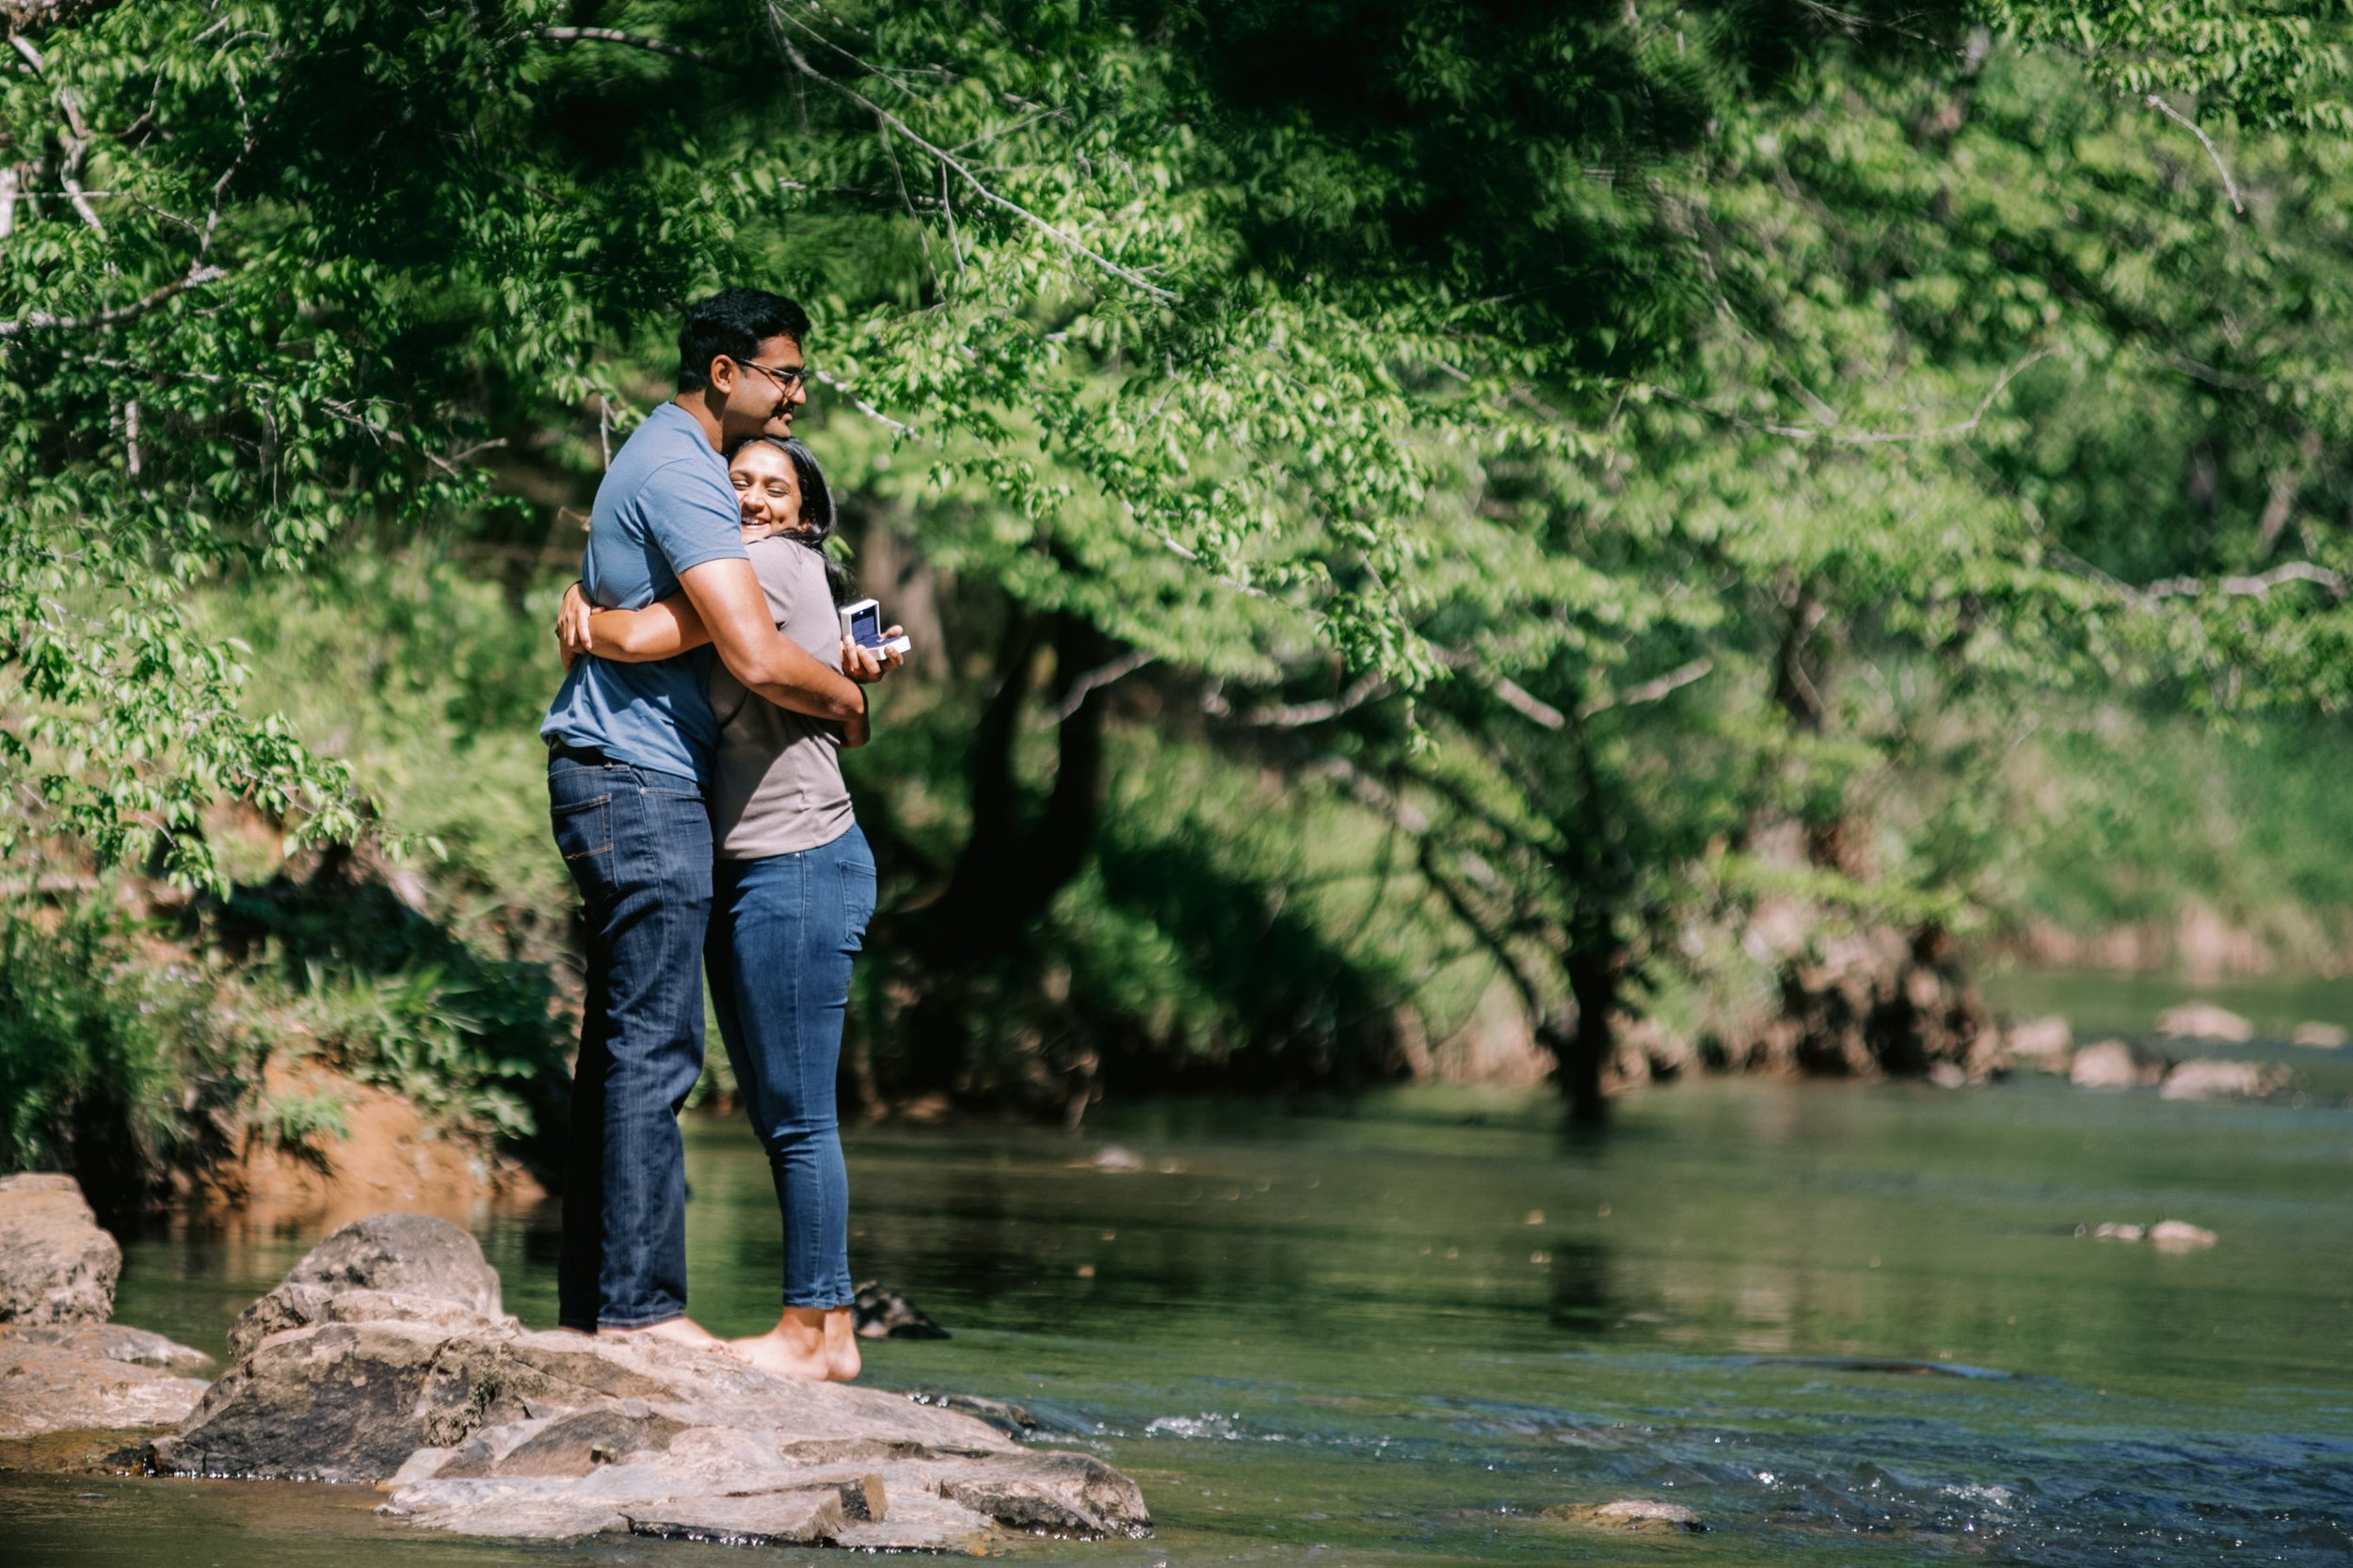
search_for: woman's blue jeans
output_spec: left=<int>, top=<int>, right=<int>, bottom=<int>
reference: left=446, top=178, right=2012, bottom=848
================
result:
left=706, top=824, right=875, bottom=1309
left=548, top=756, right=712, bottom=1331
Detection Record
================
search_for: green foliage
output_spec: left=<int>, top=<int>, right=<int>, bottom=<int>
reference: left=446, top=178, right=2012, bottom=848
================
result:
left=292, top=962, right=555, bottom=1142
left=0, top=902, right=249, bottom=1205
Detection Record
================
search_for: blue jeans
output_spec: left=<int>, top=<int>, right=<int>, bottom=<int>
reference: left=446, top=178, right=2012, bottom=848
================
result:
left=548, top=756, right=712, bottom=1330
left=706, top=824, right=875, bottom=1308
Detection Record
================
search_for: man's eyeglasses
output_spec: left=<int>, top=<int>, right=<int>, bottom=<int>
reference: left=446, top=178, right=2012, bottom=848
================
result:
left=734, top=358, right=810, bottom=393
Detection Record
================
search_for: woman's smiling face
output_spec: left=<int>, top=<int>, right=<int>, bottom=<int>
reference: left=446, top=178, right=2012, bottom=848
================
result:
left=728, top=442, right=803, bottom=538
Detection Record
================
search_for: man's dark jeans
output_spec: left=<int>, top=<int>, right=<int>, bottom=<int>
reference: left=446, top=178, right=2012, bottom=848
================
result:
left=548, top=754, right=712, bottom=1330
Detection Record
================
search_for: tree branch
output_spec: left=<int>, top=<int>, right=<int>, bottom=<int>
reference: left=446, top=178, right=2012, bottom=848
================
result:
left=760, top=4, right=1179, bottom=305
left=0, top=262, right=228, bottom=337
left=530, top=24, right=716, bottom=67
left=2134, top=560, right=2346, bottom=602
left=1578, top=658, right=1714, bottom=717
left=1051, top=647, right=1155, bottom=722
left=2144, top=93, right=2244, bottom=215
left=1433, top=645, right=1567, bottom=728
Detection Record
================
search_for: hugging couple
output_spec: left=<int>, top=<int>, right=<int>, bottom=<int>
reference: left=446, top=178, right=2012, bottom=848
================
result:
left=539, top=288, right=904, bottom=1382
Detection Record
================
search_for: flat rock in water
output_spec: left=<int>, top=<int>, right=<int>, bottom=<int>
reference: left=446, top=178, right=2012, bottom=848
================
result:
left=2291, top=1021, right=2348, bottom=1049
left=153, top=1212, right=1150, bottom=1553
left=1543, top=1498, right=1706, bottom=1533
left=0, top=1174, right=121, bottom=1326
left=2154, top=1001, right=2254, bottom=1043
left=2158, top=1060, right=2283, bottom=1101
left=0, top=1321, right=211, bottom=1441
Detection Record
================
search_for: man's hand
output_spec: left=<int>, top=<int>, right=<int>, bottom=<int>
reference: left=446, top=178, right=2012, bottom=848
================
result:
left=841, top=627, right=906, bottom=684
left=555, top=581, right=594, bottom=667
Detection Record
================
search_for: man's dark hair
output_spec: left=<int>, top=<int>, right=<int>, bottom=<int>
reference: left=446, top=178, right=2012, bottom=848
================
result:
left=678, top=289, right=810, bottom=392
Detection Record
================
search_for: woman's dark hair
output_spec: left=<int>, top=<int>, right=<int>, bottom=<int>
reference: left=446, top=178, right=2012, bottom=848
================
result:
left=730, top=435, right=850, bottom=604
left=678, top=288, right=810, bottom=392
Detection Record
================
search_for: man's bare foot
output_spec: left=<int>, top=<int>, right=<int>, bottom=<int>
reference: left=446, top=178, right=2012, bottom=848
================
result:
left=604, top=1315, right=728, bottom=1352
left=728, top=1307, right=832, bottom=1382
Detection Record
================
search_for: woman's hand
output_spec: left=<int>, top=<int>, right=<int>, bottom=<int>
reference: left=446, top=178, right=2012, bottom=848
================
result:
left=555, top=581, right=594, bottom=667
left=840, top=628, right=905, bottom=683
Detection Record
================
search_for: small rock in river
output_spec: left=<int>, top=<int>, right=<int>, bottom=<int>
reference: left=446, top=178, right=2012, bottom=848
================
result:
left=1090, top=1145, right=1144, bottom=1173
left=2291, top=1021, right=2347, bottom=1049
left=2006, top=1016, right=2073, bottom=1065
left=2070, top=1039, right=2153, bottom=1090
left=852, top=1281, right=950, bottom=1340
left=1542, top=1498, right=1705, bottom=1533
left=2147, top=1220, right=2218, bottom=1249
left=2154, top=1001, right=2254, bottom=1043
left=2090, top=1223, right=2145, bottom=1241
left=2158, top=1060, right=2283, bottom=1101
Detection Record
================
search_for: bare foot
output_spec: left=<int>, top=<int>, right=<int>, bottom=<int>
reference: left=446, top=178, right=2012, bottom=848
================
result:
left=823, top=1306, right=861, bottom=1383
left=728, top=1320, right=833, bottom=1382
left=604, top=1315, right=728, bottom=1352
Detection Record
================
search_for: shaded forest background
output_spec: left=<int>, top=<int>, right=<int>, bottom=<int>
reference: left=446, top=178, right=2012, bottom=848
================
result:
left=8, top=0, right=2353, bottom=1215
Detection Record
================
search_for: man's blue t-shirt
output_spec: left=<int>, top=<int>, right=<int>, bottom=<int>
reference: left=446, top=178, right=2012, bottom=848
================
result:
left=539, top=402, right=748, bottom=785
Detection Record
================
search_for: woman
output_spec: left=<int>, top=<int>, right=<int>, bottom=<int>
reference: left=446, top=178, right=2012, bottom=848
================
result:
left=560, top=435, right=901, bottom=1382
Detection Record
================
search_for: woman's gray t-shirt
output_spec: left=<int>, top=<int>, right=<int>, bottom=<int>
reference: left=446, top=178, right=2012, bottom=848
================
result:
left=709, top=535, right=855, bottom=859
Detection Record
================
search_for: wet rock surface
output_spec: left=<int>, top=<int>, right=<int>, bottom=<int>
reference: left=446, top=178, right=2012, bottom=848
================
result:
left=0, top=1173, right=122, bottom=1326
left=1543, top=1497, right=1706, bottom=1532
left=2159, top=1059, right=2286, bottom=1100
left=152, top=1213, right=1150, bottom=1552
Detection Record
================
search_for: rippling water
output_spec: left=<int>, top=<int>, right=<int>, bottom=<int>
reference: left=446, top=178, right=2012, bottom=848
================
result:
left=7, top=1042, right=2352, bottom=1566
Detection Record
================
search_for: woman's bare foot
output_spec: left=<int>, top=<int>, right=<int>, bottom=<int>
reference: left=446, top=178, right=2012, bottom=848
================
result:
left=823, top=1306, right=861, bottom=1383
left=604, top=1315, right=728, bottom=1352
left=728, top=1307, right=833, bottom=1382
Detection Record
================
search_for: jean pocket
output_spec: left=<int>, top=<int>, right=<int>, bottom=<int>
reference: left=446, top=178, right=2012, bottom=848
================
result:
left=551, top=792, right=613, bottom=864
left=839, top=856, right=877, bottom=940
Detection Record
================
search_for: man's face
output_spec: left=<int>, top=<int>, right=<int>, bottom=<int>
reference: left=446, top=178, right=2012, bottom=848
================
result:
left=713, top=333, right=808, bottom=443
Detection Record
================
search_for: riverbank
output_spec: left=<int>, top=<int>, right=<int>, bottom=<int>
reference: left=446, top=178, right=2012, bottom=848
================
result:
left=13, top=1075, right=2350, bottom=1567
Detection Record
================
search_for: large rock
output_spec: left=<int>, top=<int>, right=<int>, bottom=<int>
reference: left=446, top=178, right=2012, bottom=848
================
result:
left=0, top=1321, right=211, bottom=1440
left=227, top=1211, right=503, bottom=1361
left=0, top=1173, right=121, bottom=1325
left=153, top=1213, right=1149, bottom=1552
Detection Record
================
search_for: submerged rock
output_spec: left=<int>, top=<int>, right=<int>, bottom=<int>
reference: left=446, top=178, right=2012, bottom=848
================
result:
left=2086, top=1220, right=2218, bottom=1248
left=2158, top=1060, right=2284, bottom=1101
left=2154, top=1001, right=2254, bottom=1043
left=152, top=1213, right=1149, bottom=1553
left=853, top=1281, right=950, bottom=1340
left=0, top=1173, right=121, bottom=1326
left=1543, top=1497, right=1705, bottom=1533
left=2291, top=1021, right=2348, bottom=1049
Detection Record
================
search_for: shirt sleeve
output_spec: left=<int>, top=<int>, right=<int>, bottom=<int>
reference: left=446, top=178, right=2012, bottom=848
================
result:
left=641, top=457, right=749, bottom=577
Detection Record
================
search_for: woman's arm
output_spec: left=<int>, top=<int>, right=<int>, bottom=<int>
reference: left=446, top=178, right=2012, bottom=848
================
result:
left=557, top=582, right=713, bottom=664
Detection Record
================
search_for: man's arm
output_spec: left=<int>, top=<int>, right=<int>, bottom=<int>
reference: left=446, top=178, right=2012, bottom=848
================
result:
left=556, top=583, right=712, bottom=664
left=676, top=558, right=867, bottom=724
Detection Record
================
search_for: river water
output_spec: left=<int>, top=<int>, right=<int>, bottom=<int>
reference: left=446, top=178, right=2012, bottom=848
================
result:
left=6, top=991, right=2352, bottom=1565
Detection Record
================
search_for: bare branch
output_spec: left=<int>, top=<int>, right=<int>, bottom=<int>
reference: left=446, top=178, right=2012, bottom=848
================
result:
left=1052, top=648, right=1156, bottom=722
left=810, top=367, right=921, bottom=440
left=1578, top=658, right=1713, bottom=718
left=2144, top=93, right=2244, bottom=215
left=1433, top=645, right=1567, bottom=728
left=2134, top=561, right=2346, bottom=602
left=0, top=262, right=229, bottom=337
left=531, top=24, right=716, bottom=67
left=1216, top=671, right=1387, bottom=728
left=761, top=6, right=1179, bottom=304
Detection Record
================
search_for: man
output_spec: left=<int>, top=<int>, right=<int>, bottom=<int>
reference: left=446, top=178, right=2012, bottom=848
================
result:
left=541, top=288, right=879, bottom=1344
